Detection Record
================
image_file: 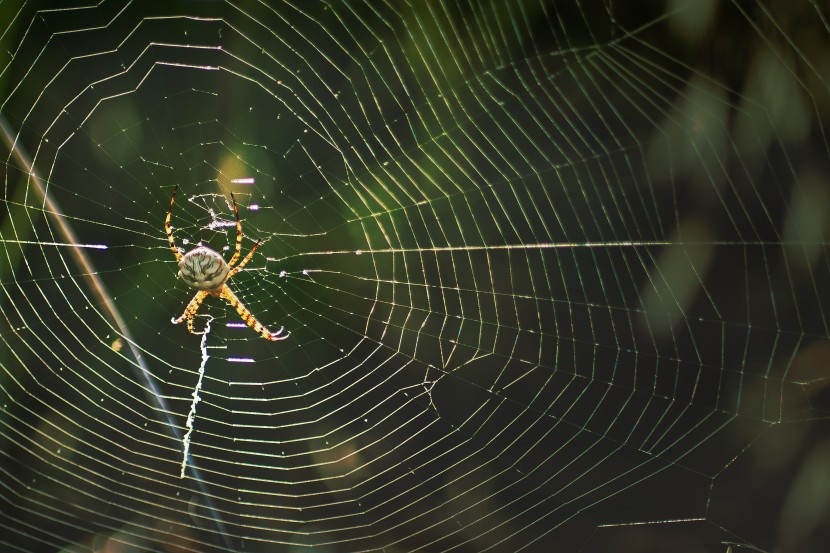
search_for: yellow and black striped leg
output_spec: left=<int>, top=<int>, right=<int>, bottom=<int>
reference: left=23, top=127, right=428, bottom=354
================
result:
left=220, top=285, right=287, bottom=341
left=173, top=291, right=209, bottom=334
left=226, top=192, right=243, bottom=268
left=228, top=239, right=261, bottom=278
left=166, top=185, right=183, bottom=262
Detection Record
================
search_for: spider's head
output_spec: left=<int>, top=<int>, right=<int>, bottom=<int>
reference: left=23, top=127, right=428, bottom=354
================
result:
left=178, top=246, right=230, bottom=292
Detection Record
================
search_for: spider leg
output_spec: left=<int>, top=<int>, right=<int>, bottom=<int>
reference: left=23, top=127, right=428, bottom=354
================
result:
left=220, top=285, right=287, bottom=341
left=226, top=192, right=243, bottom=269
left=166, top=185, right=182, bottom=262
left=227, top=239, right=261, bottom=278
left=172, top=291, right=209, bottom=334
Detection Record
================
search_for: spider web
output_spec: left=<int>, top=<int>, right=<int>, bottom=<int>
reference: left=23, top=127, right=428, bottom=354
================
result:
left=1, top=1, right=829, bottom=551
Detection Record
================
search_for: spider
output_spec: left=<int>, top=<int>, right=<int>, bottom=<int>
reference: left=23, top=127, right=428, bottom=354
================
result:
left=165, top=186, right=287, bottom=341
